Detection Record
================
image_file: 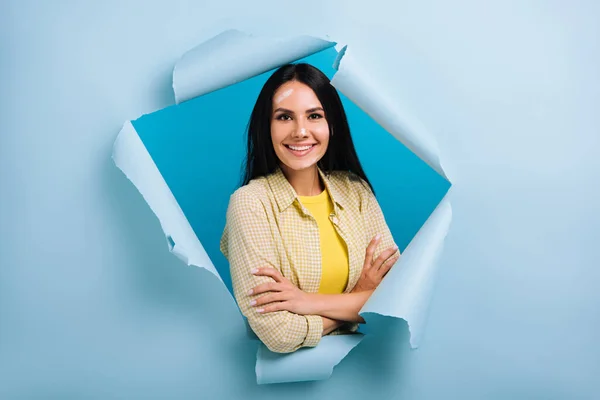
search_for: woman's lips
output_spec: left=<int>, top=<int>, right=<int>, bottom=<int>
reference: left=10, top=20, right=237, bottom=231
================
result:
left=285, top=144, right=317, bottom=157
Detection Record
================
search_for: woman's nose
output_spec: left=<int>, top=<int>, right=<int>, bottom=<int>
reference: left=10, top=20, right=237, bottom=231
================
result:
left=291, top=122, right=308, bottom=137
left=292, top=128, right=308, bottom=138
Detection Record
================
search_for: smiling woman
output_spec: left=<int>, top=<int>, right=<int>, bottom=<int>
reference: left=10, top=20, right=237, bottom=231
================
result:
left=271, top=80, right=330, bottom=176
left=220, top=63, right=400, bottom=354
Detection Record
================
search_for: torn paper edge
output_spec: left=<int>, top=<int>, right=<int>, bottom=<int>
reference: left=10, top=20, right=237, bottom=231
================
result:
left=113, top=29, right=452, bottom=384
left=331, top=45, right=448, bottom=181
left=331, top=43, right=453, bottom=349
left=255, top=335, right=364, bottom=385
left=173, top=29, right=334, bottom=104
left=112, top=121, right=222, bottom=284
left=112, top=30, right=336, bottom=297
left=360, top=191, right=452, bottom=348
left=112, top=33, right=358, bottom=384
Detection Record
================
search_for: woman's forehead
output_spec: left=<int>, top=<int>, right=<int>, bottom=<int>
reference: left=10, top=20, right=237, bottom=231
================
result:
left=273, top=81, right=321, bottom=107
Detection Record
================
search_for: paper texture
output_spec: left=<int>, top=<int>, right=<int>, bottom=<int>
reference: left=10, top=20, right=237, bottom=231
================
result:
left=256, top=335, right=364, bottom=385
left=360, top=194, right=452, bottom=346
left=173, top=30, right=333, bottom=104
left=331, top=47, right=452, bottom=346
left=331, top=46, right=447, bottom=181
left=112, top=121, right=220, bottom=281
left=112, top=29, right=451, bottom=384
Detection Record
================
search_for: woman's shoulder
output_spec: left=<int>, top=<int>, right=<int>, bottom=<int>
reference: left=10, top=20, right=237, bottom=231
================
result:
left=227, top=176, right=271, bottom=211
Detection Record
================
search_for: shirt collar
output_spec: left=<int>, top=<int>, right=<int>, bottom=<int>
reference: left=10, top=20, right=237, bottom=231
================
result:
left=267, top=165, right=346, bottom=213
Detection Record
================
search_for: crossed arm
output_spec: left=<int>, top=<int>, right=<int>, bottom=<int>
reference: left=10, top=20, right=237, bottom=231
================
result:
left=248, top=267, right=375, bottom=324
left=244, top=232, right=398, bottom=344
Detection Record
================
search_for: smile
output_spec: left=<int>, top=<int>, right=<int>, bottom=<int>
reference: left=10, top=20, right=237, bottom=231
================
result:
left=284, top=144, right=317, bottom=156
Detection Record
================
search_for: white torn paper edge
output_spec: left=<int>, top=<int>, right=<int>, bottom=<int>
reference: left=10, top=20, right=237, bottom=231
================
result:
left=330, top=45, right=452, bottom=347
left=112, top=29, right=451, bottom=384
left=331, top=46, right=448, bottom=181
left=256, top=335, right=364, bottom=385
left=360, top=195, right=451, bottom=346
left=173, top=30, right=333, bottom=104
left=112, top=121, right=220, bottom=280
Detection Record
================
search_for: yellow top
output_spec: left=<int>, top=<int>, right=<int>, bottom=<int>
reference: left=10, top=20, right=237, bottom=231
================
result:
left=298, top=189, right=349, bottom=294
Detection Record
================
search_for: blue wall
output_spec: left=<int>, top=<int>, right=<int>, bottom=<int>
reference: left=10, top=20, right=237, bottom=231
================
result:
left=133, top=45, right=449, bottom=293
left=1, top=1, right=599, bottom=398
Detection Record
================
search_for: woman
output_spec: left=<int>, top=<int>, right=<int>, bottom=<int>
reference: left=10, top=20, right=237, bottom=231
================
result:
left=220, top=63, right=400, bottom=354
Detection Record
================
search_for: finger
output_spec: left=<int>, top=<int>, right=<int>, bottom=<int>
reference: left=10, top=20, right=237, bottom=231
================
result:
left=251, top=267, right=283, bottom=282
left=251, top=292, right=287, bottom=307
left=249, top=281, right=280, bottom=295
left=256, top=302, right=286, bottom=314
left=369, top=234, right=382, bottom=245
left=364, top=234, right=382, bottom=268
left=377, top=253, right=400, bottom=278
left=373, top=246, right=399, bottom=270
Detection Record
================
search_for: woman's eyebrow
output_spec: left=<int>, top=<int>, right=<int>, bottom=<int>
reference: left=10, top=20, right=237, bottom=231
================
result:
left=273, top=107, right=294, bottom=114
left=273, top=107, right=324, bottom=114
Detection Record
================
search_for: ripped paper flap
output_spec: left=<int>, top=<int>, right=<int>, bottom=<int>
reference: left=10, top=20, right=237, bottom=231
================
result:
left=113, top=29, right=451, bottom=384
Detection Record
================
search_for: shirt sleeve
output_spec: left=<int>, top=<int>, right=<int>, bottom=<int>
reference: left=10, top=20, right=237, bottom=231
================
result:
left=220, top=189, right=323, bottom=353
left=360, top=182, right=401, bottom=263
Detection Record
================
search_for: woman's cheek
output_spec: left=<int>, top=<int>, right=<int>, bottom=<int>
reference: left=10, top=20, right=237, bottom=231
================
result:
left=315, top=122, right=330, bottom=139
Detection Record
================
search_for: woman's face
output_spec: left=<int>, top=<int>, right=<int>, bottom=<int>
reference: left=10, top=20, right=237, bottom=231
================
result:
left=270, top=81, right=330, bottom=173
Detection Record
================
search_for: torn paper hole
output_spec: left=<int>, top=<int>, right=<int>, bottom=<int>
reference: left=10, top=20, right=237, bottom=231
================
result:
left=112, top=29, right=451, bottom=384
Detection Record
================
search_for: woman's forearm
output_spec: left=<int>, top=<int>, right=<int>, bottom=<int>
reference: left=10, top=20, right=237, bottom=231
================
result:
left=312, top=290, right=374, bottom=323
left=321, top=316, right=345, bottom=335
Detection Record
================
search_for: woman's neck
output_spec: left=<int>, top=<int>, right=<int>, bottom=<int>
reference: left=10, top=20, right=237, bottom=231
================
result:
left=280, top=164, right=324, bottom=196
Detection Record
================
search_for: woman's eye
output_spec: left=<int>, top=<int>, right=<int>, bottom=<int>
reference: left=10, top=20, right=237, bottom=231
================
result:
left=308, top=113, right=323, bottom=120
left=276, top=114, right=292, bottom=121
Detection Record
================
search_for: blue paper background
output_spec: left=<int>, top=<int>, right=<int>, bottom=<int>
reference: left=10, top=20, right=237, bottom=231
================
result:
left=1, top=1, right=599, bottom=398
left=132, top=45, right=449, bottom=293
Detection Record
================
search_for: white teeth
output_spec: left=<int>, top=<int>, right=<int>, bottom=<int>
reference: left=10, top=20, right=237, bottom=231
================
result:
left=288, top=145, right=313, bottom=151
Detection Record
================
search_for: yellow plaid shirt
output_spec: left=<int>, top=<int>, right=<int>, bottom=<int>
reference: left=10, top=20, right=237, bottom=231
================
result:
left=220, top=165, right=398, bottom=353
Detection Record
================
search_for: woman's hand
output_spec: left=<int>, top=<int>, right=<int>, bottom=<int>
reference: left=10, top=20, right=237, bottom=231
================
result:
left=249, top=267, right=317, bottom=315
left=351, top=234, right=400, bottom=293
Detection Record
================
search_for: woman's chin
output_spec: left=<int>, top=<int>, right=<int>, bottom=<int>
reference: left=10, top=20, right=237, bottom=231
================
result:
left=282, top=160, right=319, bottom=172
